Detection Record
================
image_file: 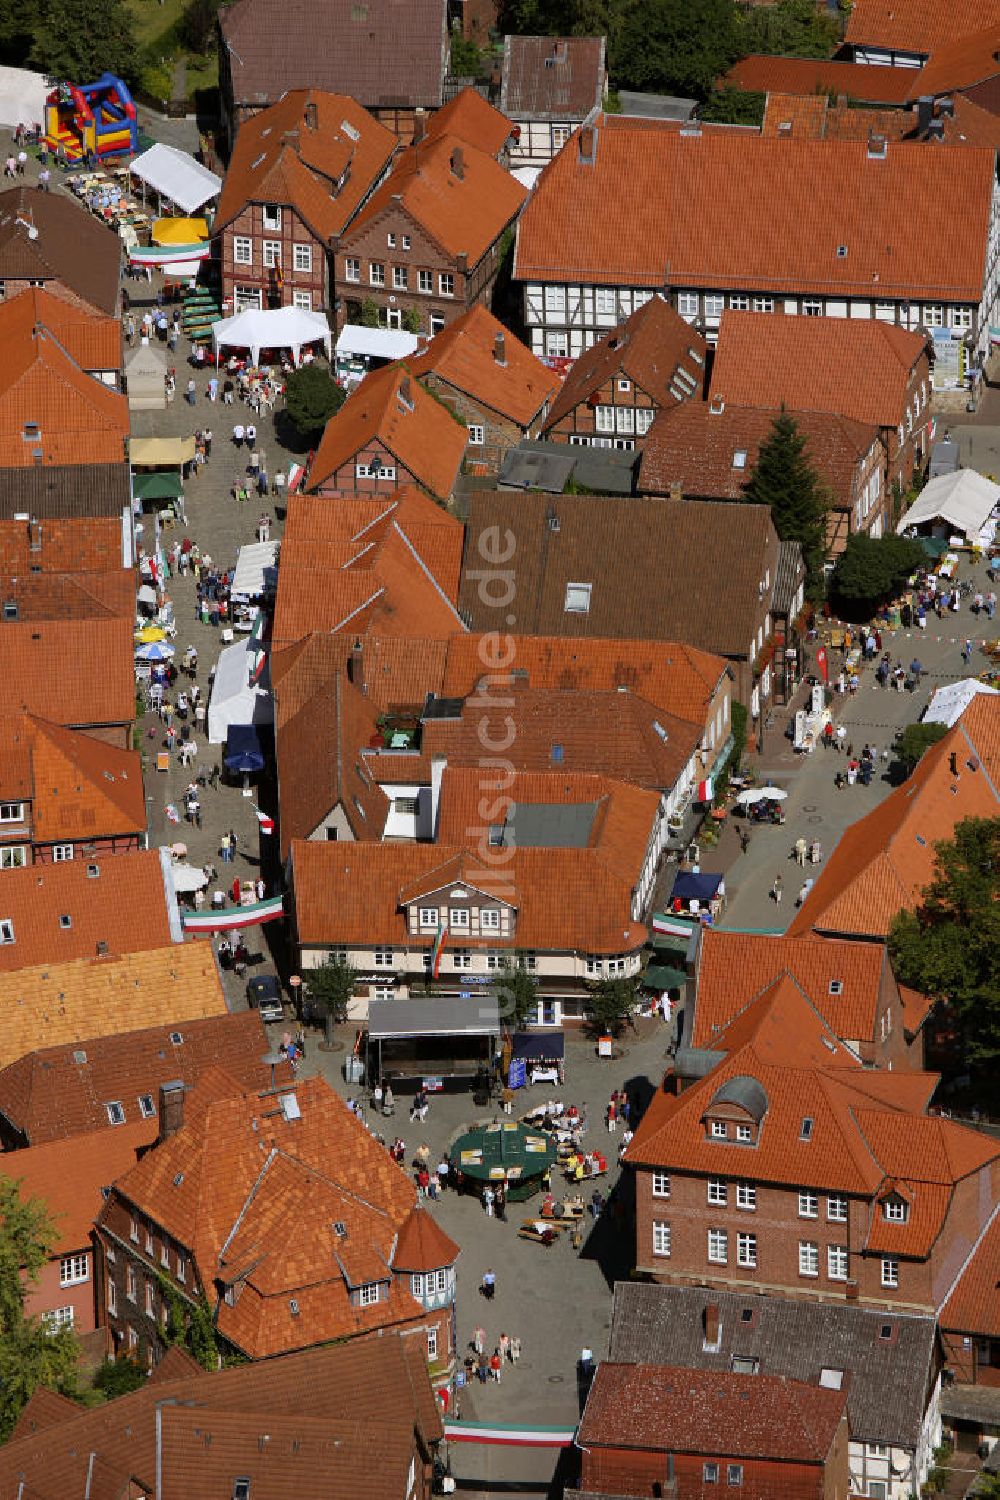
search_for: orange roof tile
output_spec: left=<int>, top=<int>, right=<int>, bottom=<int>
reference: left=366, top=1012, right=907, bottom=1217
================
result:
left=845, top=0, right=1000, bottom=56
left=0, top=713, right=145, bottom=842
left=710, top=311, right=927, bottom=431
left=909, top=23, right=1000, bottom=96
left=0, top=614, right=134, bottom=728
left=723, top=53, right=915, bottom=103
left=4, top=1120, right=155, bottom=1253
left=424, top=87, right=514, bottom=159
left=343, top=132, right=526, bottom=268
left=515, top=118, right=995, bottom=303
left=308, top=365, right=468, bottom=501
left=897, top=983, right=936, bottom=1037
left=355, top=634, right=451, bottom=712
left=939, top=1204, right=1000, bottom=1336
left=761, top=92, right=1000, bottom=150
left=0, top=850, right=175, bottom=974
left=392, top=1204, right=460, bottom=1271
left=215, top=91, right=397, bottom=242
left=408, top=303, right=558, bottom=426
left=790, top=702, right=1000, bottom=939
left=692, top=930, right=890, bottom=1049
left=542, top=296, right=707, bottom=432
left=4, top=287, right=121, bottom=371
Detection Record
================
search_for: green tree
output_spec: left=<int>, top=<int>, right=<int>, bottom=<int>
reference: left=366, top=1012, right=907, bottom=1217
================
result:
left=894, top=721, right=948, bottom=775
left=402, top=306, right=423, bottom=334
left=0, top=1179, right=80, bottom=1439
left=612, top=0, right=741, bottom=99
left=830, top=533, right=925, bottom=618
left=28, top=0, right=139, bottom=85
left=495, top=956, right=539, bottom=1030
left=93, top=1356, right=145, bottom=1400
left=698, top=88, right=766, bottom=126
left=584, top=976, right=639, bottom=1039
left=360, top=298, right=381, bottom=329
left=738, top=0, right=838, bottom=58
left=744, top=410, right=829, bottom=597
left=888, top=817, right=1000, bottom=1067
left=449, top=33, right=483, bottom=76
left=306, top=956, right=358, bottom=1046
left=283, top=364, right=345, bottom=438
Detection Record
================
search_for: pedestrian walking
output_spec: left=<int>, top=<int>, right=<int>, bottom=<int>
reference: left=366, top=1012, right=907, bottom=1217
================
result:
left=738, top=827, right=750, bottom=854
left=771, top=874, right=783, bottom=904
left=963, top=638, right=973, bottom=664
left=794, top=837, right=807, bottom=867
left=498, top=1332, right=510, bottom=1363
left=480, top=1268, right=496, bottom=1300
left=186, top=378, right=196, bottom=406
left=483, top=1185, right=495, bottom=1217
left=494, top=1182, right=506, bottom=1220
left=220, top=832, right=231, bottom=863
left=607, top=1099, right=617, bottom=1133
left=510, top=1336, right=521, bottom=1364
left=204, top=428, right=213, bottom=458
left=473, top=1325, right=485, bottom=1356
left=490, top=1351, right=502, bottom=1383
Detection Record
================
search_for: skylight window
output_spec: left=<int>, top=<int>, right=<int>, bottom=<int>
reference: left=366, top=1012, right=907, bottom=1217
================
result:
left=799, top=1117, right=814, bottom=1142
left=732, top=450, right=747, bottom=469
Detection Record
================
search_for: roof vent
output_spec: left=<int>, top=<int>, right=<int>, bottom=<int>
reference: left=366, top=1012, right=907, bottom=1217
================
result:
left=173, top=1172, right=184, bottom=1186
left=333, top=1220, right=347, bottom=1237
left=73, top=1049, right=87, bottom=1065
left=709, top=394, right=725, bottom=415
left=86, top=863, right=100, bottom=878
left=799, top=1116, right=814, bottom=1141
left=280, top=1092, right=302, bottom=1122
left=836, top=245, right=848, bottom=258
left=867, top=133, right=887, bottom=160
left=2, top=600, right=17, bottom=620
left=777, top=120, right=792, bottom=137
left=250, top=152, right=267, bottom=170
left=828, top=980, right=843, bottom=996
left=289, top=1298, right=301, bottom=1316
left=169, top=1031, right=184, bottom=1044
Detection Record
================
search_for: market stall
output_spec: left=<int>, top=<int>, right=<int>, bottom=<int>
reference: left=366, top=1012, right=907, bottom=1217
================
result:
left=208, top=636, right=273, bottom=744
left=449, top=1120, right=557, bottom=1203
left=897, top=469, right=1000, bottom=551
left=125, top=343, right=168, bottom=411
left=508, top=1030, right=565, bottom=1089
left=334, top=323, right=421, bottom=388
left=924, top=678, right=1000, bottom=728
left=365, top=996, right=500, bottom=1086
left=129, top=143, right=222, bottom=216
left=669, top=871, right=725, bottom=923
left=213, top=306, right=332, bottom=369
left=231, top=540, right=278, bottom=603
left=224, top=723, right=266, bottom=777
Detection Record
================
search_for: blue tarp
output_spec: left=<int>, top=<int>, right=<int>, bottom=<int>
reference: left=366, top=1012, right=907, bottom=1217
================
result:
left=512, top=1030, right=566, bottom=1060
left=224, top=723, right=265, bottom=773
left=670, top=872, right=724, bottom=903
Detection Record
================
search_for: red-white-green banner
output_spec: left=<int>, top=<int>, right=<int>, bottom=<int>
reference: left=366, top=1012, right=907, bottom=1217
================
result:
left=444, top=1420, right=576, bottom=1448
left=181, top=895, right=284, bottom=933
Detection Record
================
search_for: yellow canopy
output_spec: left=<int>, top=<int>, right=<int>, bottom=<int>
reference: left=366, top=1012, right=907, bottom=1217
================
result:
left=152, top=217, right=209, bottom=245
left=130, top=436, right=196, bottom=467
left=135, top=625, right=166, bottom=643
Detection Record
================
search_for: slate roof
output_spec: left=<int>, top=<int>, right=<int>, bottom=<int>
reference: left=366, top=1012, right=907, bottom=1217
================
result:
left=578, top=1362, right=846, bottom=1463
left=219, top=0, right=448, bottom=111
left=542, top=296, right=707, bottom=432
left=500, top=35, right=607, bottom=120
left=0, top=714, right=145, bottom=843
left=1, top=1121, right=154, bottom=1253
left=0, top=1010, right=286, bottom=1144
left=457, top=491, right=782, bottom=660
left=514, top=117, right=995, bottom=303
left=407, top=303, right=559, bottom=426
left=0, top=187, right=121, bottom=315
left=608, top=1282, right=938, bottom=1448
left=710, top=311, right=928, bottom=432
left=639, top=400, right=878, bottom=511
left=215, top=91, right=397, bottom=241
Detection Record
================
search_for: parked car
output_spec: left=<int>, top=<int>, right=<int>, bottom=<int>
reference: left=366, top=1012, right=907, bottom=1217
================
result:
left=247, top=973, right=284, bottom=1023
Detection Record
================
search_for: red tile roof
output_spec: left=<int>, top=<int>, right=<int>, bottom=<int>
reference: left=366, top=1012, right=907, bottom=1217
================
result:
left=408, top=303, right=559, bottom=426
left=392, top=1204, right=460, bottom=1271
left=640, top=400, right=878, bottom=511
left=424, top=87, right=514, bottom=159
left=342, top=132, right=526, bottom=269
left=5, top=1120, right=154, bottom=1253
left=761, top=92, right=1000, bottom=150
left=722, top=53, right=915, bottom=103
left=0, top=613, right=134, bottom=728
left=216, top=91, right=397, bottom=241
left=844, top=0, right=1000, bottom=56
left=542, top=296, right=707, bottom=432
left=911, top=24, right=1000, bottom=96
left=710, top=311, right=927, bottom=431
left=353, top=634, right=452, bottom=712
left=939, top=1203, right=1000, bottom=1337
left=579, top=1362, right=846, bottom=1464
left=514, top=118, right=995, bottom=303
left=0, top=713, right=145, bottom=843
left=790, top=699, right=1000, bottom=939
left=309, top=364, right=468, bottom=501
left=4, top=287, right=121, bottom=370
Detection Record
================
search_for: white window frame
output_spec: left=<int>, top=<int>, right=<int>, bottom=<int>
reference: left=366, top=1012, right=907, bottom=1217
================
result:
left=467, top=424, right=485, bottom=445
left=707, top=1229, right=728, bottom=1264
left=798, top=1190, right=818, bottom=1219
left=752, top=296, right=774, bottom=313
left=883, top=1196, right=908, bottom=1223
left=126, top=1265, right=137, bottom=1302
left=736, top=1233, right=756, bottom=1268
left=359, top=1282, right=380, bottom=1306
left=595, top=405, right=615, bottom=434
left=652, top=1171, right=670, bottom=1199
left=374, top=949, right=394, bottom=967
left=45, top=1305, right=74, bottom=1332
left=707, top=1178, right=727, bottom=1206
left=727, top=1465, right=743, bottom=1487
left=595, top=288, right=617, bottom=316
left=802, top=298, right=823, bottom=316
left=262, top=240, right=281, bottom=269
left=292, top=242, right=312, bottom=272
left=370, top=262, right=386, bottom=287
left=451, top=948, right=472, bottom=969
left=677, top=292, right=699, bottom=318
left=233, top=236, right=252, bottom=266
left=292, top=290, right=312, bottom=311
left=392, top=265, right=408, bottom=290
left=449, top=908, right=470, bottom=930
left=345, top=257, right=361, bottom=283
left=419, top=907, right=439, bottom=930
left=262, top=204, right=282, bottom=231
left=711, top=1121, right=727, bottom=1139
left=418, top=270, right=433, bottom=293
left=438, top=273, right=455, bottom=297
left=736, top=1182, right=756, bottom=1211
left=652, top=1220, right=671, bottom=1257
left=827, top=1245, right=849, bottom=1281
left=827, top=1195, right=848, bottom=1222
left=0, top=846, right=26, bottom=868
left=427, top=1325, right=438, bottom=1360
left=798, top=1241, right=819, bottom=1278
left=60, top=1252, right=89, bottom=1286
left=411, top=1272, right=424, bottom=1297
left=704, top=1464, right=719, bottom=1485
left=479, top=908, right=500, bottom=930
left=735, top=1124, right=752, bottom=1143
left=881, top=1258, right=899, bottom=1287
left=53, top=843, right=74, bottom=862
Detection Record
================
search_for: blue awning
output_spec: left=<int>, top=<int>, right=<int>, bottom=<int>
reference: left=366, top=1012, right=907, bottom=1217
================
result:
left=671, top=872, right=724, bottom=903
left=512, top=1030, right=565, bottom=1060
left=224, top=723, right=265, bottom=773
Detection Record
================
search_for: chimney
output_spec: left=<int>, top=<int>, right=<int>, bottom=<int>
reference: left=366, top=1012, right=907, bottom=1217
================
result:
left=450, top=145, right=464, bottom=179
left=347, top=637, right=365, bottom=691
left=669, top=481, right=682, bottom=501
left=916, top=94, right=934, bottom=135
left=777, top=120, right=792, bottom=137
left=304, top=100, right=318, bottom=131
left=430, top=755, right=447, bottom=837
left=709, top=394, right=725, bottom=415
left=416, top=334, right=430, bottom=351
left=926, top=118, right=944, bottom=141
left=158, top=1080, right=185, bottom=1143
left=704, top=1303, right=720, bottom=1345
left=578, top=126, right=597, bottom=164
left=938, top=95, right=954, bottom=117
left=663, top=1454, right=678, bottom=1500
left=413, top=108, right=427, bottom=144
left=493, top=331, right=507, bottom=366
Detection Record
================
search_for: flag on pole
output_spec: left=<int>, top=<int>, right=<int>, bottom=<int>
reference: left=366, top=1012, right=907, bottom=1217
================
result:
left=255, top=807, right=275, bottom=835
left=815, top=646, right=829, bottom=684
left=431, top=923, right=448, bottom=978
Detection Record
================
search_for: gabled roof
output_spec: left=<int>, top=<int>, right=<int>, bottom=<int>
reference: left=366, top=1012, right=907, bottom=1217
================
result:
left=0, top=613, right=134, bottom=727
left=939, top=1203, right=1000, bottom=1338
left=542, top=296, right=707, bottom=432
left=342, top=133, right=526, bottom=268
left=458, top=491, right=782, bottom=659
left=0, top=713, right=145, bottom=842
left=3, top=287, right=120, bottom=370
left=640, top=399, right=878, bottom=510
left=710, top=311, right=927, bottom=431
left=0, top=1010, right=287, bottom=1145
left=0, top=187, right=121, bottom=315
left=790, top=698, right=1000, bottom=939
left=722, top=53, right=915, bottom=104
left=308, top=365, right=468, bottom=501
left=392, top=1204, right=460, bottom=1271
left=702, top=972, right=860, bottom=1070
left=910, top=23, right=1000, bottom=97
left=272, top=488, right=465, bottom=647
left=2, top=1121, right=155, bottom=1253
left=0, top=943, right=228, bottom=1070
left=514, top=117, right=995, bottom=303
left=500, top=35, right=607, bottom=120
left=761, top=92, right=1000, bottom=150
left=578, top=1362, right=846, bottom=1463
left=424, top=87, right=514, bottom=159
left=215, top=91, right=397, bottom=241
left=408, top=303, right=559, bottom=426
left=844, top=0, right=1000, bottom=56
left=0, top=850, right=176, bottom=976
left=219, top=0, right=448, bottom=110
left=0, top=462, right=129, bottom=520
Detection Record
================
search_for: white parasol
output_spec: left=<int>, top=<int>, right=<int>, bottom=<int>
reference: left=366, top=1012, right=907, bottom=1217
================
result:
left=735, top=789, right=766, bottom=805
left=758, top=786, right=788, bottom=801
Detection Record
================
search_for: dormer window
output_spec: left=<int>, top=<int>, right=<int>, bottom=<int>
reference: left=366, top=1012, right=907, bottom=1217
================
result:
left=564, top=582, right=592, bottom=614
left=882, top=1194, right=909, bottom=1224
left=262, top=205, right=281, bottom=230
left=710, top=1121, right=727, bottom=1139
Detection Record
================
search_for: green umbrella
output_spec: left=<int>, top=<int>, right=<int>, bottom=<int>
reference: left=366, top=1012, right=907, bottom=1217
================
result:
left=450, top=1121, right=557, bottom=1196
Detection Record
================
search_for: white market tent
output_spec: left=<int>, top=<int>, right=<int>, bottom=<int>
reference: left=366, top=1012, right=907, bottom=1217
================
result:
left=897, top=469, right=1000, bottom=544
left=334, top=325, right=421, bottom=361
left=207, top=634, right=274, bottom=744
left=231, top=541, right=278, bottom=601
left=129, top=144, right=222, bottom=216
left=924, top=678, right=1000, bottom=729
left=213, top=306, right=332, bottom=368
left=0, top=66, right=46, bottom=128
left=125, top=342, right=168, bottom=411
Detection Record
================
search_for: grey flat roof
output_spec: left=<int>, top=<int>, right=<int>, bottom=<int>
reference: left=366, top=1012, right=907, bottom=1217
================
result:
left=367, top=996, right=501, bottom=1040
left=502, top=800, right=598, bottom=848
left=609, top=1283, right=937, bottom=1448
left=940, top=1385, right=1000, bottom=1428
left=618, top=91, right=696, bottom=120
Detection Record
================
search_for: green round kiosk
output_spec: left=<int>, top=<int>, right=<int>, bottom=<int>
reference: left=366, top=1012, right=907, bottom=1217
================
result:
left=450, top=1121, right=558, bottom=1202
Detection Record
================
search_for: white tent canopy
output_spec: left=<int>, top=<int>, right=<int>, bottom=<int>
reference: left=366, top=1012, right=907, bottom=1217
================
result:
left=897, top=469, right=1000, bottom=543
left=924, top=678, right=1000, bottom=729
left=231, top=541, right=278, bottom=601
left=125, top=343, right=167, bottom=411
left=129, top=144, right=222, bottom=215
left=0, top=66, right=46, bottom=128
left=169, top=861, right=209, bottom=893
left=207, top=634, right=274, bottom=744
left=213, top=306, right=332, bottom=368
left=335, top=324, right=421, bottom=361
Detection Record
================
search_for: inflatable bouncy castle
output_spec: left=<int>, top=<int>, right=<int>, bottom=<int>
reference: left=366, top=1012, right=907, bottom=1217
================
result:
left=43, top=74, right=137, bottom=162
